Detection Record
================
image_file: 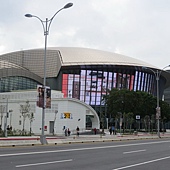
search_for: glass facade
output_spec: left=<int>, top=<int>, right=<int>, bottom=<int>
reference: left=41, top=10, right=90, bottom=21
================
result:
left=0, top=76, right=38, bottom=92
left=61, top=67, right=159, bottom=116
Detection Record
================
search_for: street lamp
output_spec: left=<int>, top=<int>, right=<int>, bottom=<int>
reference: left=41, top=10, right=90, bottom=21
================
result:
left=142, top=65, right=170, bottom=138
left=4, top=98, right=8, bottom=137
left=25, top=2, right=73, bottom=144
left=2, top=97, right=12, bottom=137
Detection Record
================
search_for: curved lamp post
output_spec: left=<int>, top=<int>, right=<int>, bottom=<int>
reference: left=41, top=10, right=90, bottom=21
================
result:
left=143, top=65, right=170, bottom=138
left=3, top=98, right=8, bottom=137
left=25, top=2, right=73, bottom=144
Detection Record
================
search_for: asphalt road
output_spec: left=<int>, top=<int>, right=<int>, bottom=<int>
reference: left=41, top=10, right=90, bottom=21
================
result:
left=0, top=139, right=170, bottom=170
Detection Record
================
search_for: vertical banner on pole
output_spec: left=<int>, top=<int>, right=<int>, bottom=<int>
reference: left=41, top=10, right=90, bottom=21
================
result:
left=45, top=86, right=51, bottom=108
left=37, top=85, right=44, bottom=108
left=37, top=85, right=51, bottom=108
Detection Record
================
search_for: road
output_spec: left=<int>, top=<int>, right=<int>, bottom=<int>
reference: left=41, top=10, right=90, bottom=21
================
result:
left=0, top=139, right=170, bottom=170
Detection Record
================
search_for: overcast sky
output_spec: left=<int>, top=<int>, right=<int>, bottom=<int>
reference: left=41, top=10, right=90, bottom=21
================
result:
left=0, top=0, right=170, bottom=68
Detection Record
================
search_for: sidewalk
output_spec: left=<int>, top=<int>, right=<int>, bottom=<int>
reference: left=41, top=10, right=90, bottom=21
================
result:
left=0, top=132, right=170, bottom=147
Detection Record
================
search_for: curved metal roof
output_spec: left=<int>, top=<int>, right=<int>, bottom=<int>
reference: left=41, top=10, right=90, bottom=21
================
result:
left=0, top=47, right=159, bottom=79
left=48, top=47, right=158, bottom=69
left=0, top=47, right=170, bottom=88
left=0, top=60, right=27, bottom=70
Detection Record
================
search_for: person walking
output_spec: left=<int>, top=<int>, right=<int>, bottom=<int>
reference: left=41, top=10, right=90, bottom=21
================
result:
left=76, top=126, right=80, bottom=137
left=109, top=127, right=112, bottom=135
left=68, top=128, right=71, bottom=136
left=112, top=126, right=115, bottom=135
left=94, top=128, right=97, bottom=135
left=64, top=128, right=68, bottom=136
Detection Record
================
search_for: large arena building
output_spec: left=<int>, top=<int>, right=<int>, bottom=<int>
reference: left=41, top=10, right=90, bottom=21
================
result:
left=0, top=47, right=170, bottom=118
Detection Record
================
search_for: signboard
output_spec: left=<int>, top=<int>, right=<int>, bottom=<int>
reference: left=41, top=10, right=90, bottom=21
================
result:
left=60, top=112, right=73, bottom=119
left=64, top=112, right=71, bottom=119
left=136, top=115, right=140, bottom=120
left=44, top=126, right=47, bottom=131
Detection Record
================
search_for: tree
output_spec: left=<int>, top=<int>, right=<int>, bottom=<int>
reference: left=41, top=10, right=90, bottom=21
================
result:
left=20, top=101, right=31, bottom=134
left=28, top=112, right=34, bottom=135
left=126, top=112, right=134, bottom=133
left=132, top=91, right=156, bottom=118
left=160, top=100, right=170, bottom=121
left=144, top=115, right=150, bottom=132
left=150, top=114, right=156, bottom=132
left=159, top=100, right=170, bottom=131
left=104, top=88, right=170, bottom=133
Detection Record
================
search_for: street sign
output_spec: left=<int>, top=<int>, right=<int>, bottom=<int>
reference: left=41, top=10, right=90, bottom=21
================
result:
left=136, top=115, right=140, bottom=120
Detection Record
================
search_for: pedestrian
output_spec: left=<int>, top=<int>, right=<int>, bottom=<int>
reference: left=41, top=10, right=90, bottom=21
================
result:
left=68, top=128, right=71, bottom=136
left=76, top=126, right=80, bottom=136
left=109, top=127, right=112, bottom=135
left=112, top=125, right=115, bottom=135
left=64, top=128, right=68, bottom=136
left=94, top=128, right=97, bottom=135
left=7, top=125, right=10, bottom=131
left=10, top=126, right=12, bottom=131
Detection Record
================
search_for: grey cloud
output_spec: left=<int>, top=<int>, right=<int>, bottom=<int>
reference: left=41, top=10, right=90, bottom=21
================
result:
left=1, top=0, right=170, bottom=68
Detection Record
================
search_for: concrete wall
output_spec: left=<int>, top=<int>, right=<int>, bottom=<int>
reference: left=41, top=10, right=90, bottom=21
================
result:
left=0, top=90, right=100, bottom=135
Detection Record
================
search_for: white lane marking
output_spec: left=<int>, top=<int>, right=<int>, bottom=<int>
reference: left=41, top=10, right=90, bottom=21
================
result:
left=123, top=149, right=146, bottom=154
left=16, top=159, right=73, bottom=168
left=113, top=156, right=170, bottom=170
left=0, top=140, right=170, bottom=157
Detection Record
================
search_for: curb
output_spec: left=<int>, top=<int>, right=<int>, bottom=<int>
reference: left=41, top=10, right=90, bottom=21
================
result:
left=0, top=135, right=170, bottom=147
